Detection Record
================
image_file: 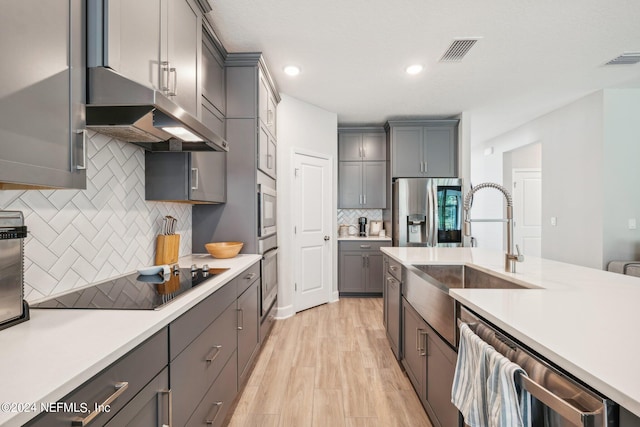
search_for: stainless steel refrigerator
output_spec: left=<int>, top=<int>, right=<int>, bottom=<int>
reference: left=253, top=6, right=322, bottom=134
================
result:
left=393, top=178, right=464, bottom=247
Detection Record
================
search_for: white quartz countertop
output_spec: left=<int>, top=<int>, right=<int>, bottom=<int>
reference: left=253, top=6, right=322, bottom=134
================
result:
left=381, top=247, right=640, bottom=417
left=0, top=254, right=260, bottom=427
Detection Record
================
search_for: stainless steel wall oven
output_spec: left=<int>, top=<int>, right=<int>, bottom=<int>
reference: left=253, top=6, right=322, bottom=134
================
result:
left=258, top=234, right=277, bottom=320
left=258, top=184, right=276, bottom=237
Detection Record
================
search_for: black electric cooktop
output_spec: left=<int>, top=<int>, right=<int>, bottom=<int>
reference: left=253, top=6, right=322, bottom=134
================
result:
left=31, top=268, right=229, bottom=310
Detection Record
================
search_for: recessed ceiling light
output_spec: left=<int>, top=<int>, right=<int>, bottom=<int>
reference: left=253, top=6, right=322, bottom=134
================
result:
left=405, top=64, right=424, bottom=75
left=284, top=65, right=301, bottom=76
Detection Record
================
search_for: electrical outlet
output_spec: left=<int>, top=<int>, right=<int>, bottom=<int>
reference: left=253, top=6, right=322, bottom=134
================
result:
left=550, top=217, right=557, bottom=226
left=629, top=218, right=637, bottom=230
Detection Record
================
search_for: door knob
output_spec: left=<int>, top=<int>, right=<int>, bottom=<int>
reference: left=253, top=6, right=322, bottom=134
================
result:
left=324, top=236, right=330, bottom=241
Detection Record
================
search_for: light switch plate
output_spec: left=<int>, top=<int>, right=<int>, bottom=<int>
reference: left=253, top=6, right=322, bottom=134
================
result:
left=629, top=218, right=637, bottom=230
left=550, top=217, right=557, bottom=226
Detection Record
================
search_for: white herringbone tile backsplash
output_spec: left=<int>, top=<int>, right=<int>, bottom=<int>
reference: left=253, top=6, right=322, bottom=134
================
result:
left=0, top=131, right=192, bottom=301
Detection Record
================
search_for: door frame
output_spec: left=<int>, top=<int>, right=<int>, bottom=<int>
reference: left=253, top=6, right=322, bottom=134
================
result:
left=511, top=167, right=542, bottom=256
left=291, top=147, right=337, bottom=313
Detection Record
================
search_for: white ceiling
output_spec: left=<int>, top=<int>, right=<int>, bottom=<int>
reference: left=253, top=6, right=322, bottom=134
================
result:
left=208, top=0, right=640, bottom=144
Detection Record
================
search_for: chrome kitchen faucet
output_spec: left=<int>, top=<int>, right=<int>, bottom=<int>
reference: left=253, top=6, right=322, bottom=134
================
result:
left=463, top=182, right=524, bottom=273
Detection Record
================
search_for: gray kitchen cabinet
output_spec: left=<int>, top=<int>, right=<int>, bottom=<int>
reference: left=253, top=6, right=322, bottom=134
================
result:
left=201, top=24, right=226, bottom=137
left=88, top=0, right=203, bottom=117
left=259, top=69, right=278, bottom=138
left=401, top=297, right=458, bottom=427
left=338, top=131, right=386, bottom=161
left=145, top=151, right=226, bottom=203
left=237, top=277, right=260, bottom=387
left=383, top=255, right=402, bottom=360
left=338, top=161, right=386, bottom=208
left=388, top=120, right=458, bottom=178
left=103, top=367, right=170, bottom=427
left=25, top=329, right=169, bottom=427
left=193, top=53, right=280, bottom=255
left=0, top=0, right=86, bottom=190
left=339, top=241, right=385, bottom=295
left=258, top=122, right=277, bottom=179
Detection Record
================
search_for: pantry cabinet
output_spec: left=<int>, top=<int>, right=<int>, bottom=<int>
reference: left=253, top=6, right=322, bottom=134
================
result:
left=387, top=120, right=458, bottom=178
left=0, top=0, right=86, bottom=190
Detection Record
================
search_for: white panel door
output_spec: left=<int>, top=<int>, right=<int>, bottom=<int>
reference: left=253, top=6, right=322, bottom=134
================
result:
left=294, top=152, right=332, bottom=312
left=513, top=169, right=542, bottom=257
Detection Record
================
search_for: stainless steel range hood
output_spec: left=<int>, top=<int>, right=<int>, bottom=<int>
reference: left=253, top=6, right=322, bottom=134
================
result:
left=86, top=67, right=228, bottom=152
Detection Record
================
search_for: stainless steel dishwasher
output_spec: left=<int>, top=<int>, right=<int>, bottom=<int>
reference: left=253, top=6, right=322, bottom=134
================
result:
left=459, top=307, right=617, bottom=427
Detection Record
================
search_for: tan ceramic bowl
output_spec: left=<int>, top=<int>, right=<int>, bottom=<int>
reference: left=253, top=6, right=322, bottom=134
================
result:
left=205, top=242, right=243, bottom=259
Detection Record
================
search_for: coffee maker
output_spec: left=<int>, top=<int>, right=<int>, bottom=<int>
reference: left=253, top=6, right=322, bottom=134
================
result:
left=358, top=217, right=367, bottom=236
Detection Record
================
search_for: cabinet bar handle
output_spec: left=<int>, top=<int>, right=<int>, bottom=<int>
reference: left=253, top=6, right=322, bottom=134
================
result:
left=161, top=61, right=171, bottom=93
left=205, top=402, right=223, bottom=425
left=267, top=109, right=274, bottom=125
left=245, top=272, right=256, bottom=280
left=191, top=168, right=199, bottom=190
left=421, top=330, right=429, bottom=357
left=71, top=382, right=129, bottom=426
left=360, top=244, right=371, bottom=249
left=205, top=345, right=223, bottom=363
left=237, top=309, right=244, bottom=330
left=267, top=154, right=273, bottom=169
left=362, top=145, right=366, bottom=158
left=389, top=265, right=398, bottom=272
left=169, top=67, right=178, bottom=96
left=359, top=146, right=363, bottom=158
left=158, top=389, right=173, bottom=427
left=363, top=194, right=366, bottom=205
left=75, top=130, right=87, bottom=170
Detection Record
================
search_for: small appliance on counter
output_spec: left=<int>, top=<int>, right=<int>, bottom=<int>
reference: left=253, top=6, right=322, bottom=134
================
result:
left=0, top=210, right=30, bottom=330
left=358, top=217, right=367, bottom=236
left=369, top=220, right=383, bottom=236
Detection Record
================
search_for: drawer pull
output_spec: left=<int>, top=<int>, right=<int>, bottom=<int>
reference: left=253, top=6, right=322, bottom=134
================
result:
left=237, top=309, right=244, bottom=331
left=389, top=265, right=398, bottom=272
left=158, top=389, right=173, bottom=427
left=360, top=244, right=371, bottom=249
left=205, top=345, right=223, bottom=363
left=71, top=382, right=129, bottom=426
left=205, top=401, right=223, bottom=425
left=244, top=273, right=256, bottom=280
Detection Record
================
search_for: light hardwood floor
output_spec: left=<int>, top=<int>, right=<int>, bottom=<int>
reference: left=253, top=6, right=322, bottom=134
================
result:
left=228, top=298, right=433, bottom=427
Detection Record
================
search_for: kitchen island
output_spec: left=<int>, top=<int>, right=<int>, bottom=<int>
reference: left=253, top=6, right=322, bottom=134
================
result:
left=0, top=254, right=260, bottom=427
left=382, top=246, right=640, bottom=422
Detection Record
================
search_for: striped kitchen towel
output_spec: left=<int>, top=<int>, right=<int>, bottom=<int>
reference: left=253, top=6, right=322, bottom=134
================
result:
left=452, top=323, right=492, bottom=426
left=485, top=346, right=532, bottom=427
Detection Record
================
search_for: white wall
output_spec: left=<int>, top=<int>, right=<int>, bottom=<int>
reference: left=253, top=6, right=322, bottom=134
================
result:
left=472, top=90, right=640, bottom=269
left=276, top=94, right=338, bottom=318
left=602, top=89, right=640, bottom=263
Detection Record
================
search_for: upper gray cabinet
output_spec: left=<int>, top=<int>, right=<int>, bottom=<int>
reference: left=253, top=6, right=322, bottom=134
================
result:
left=89, top=0, right=202, bottom=117
left=339, top=132, right=386, bottom=161
left=338, top=128, right=387, bottom=209
left=201, top=25, right=226, bottom=138
left=388, top=120, right=458, bottom=178
left=0, top=0, right=86, bottom=190
left=259, top=70, right=278, bottom=138
left=145, top=152, right=226, bottom=203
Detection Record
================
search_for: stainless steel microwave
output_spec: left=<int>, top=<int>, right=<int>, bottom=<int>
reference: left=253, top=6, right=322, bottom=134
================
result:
left=258, top=184, right=276, bottom=237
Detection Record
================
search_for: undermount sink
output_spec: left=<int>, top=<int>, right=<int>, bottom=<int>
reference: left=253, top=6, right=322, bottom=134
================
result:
left=412, top=264, right=527, bottom=290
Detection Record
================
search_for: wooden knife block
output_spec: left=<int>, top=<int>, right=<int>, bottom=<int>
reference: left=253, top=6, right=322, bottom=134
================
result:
left=155, top=234, right=180, bottom=265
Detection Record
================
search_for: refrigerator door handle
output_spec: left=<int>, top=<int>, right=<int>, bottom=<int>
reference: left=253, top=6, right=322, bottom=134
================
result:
left=431, top=182, right=438, bottom=247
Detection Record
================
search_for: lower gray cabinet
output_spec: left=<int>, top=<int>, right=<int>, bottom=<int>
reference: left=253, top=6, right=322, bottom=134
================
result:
left=401, top=297, right=457, bottom=427
left=339, top=241, right=385, bottom=295
left=104, top=367, right=170, bottom=427
left=237, top=278, right=260, bottom=387
left=171, top=301, right=238, bottom=426
left=25, top=329, right=169, bottom=427
left=383, top=255, right=402, bottom=360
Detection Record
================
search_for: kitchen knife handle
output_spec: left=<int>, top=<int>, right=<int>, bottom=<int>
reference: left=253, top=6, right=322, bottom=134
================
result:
left=71, top=382, right=129, bottom=426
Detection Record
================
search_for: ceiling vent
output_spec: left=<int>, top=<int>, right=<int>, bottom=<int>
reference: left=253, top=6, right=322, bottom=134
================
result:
left=605, top=52, right=640, bottom=65
left=439, top=38, right=480, bottom=62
